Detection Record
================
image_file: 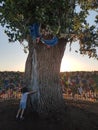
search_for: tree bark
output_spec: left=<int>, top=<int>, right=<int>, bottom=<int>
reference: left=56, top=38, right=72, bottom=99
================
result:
left=24, top=37, right=67, bottom=114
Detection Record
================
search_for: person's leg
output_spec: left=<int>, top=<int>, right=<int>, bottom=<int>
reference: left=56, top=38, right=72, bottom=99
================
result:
left=20, top=109, right=25, bottom=119
left=16, top=108, right=21, bottom=118
left=20, top=102, right=26, bottom=119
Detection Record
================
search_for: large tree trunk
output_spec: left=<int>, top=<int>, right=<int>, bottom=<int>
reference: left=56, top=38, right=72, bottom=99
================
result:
left=24, top=37, right=66, bottom=114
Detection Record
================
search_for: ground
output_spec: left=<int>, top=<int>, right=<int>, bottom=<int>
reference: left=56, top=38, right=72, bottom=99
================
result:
left=0, top=99, right=98, bottom=130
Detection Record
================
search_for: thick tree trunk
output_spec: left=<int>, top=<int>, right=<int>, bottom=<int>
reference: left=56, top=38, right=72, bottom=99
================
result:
left=24, top=37, right=66, bottom=114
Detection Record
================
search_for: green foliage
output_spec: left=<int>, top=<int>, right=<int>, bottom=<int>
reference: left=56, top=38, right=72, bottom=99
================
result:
left=0, top=0, right=98, bottom=58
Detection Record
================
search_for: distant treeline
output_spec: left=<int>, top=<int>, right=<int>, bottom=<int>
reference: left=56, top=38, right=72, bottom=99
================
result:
left=60, top=71, right=98, bottom=90
left=0, top=71, right=98, bottom=89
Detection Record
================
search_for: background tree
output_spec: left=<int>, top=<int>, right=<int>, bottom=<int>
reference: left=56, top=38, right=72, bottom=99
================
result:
left=0, top=0, right=98, bottom=114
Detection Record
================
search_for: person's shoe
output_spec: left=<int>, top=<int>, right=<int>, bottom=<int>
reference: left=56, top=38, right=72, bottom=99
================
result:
left=20, top=116, right=24, bottom=120
left=16, top=115, right=18, bottom=119
left=16, top=116, right=19, bottom=120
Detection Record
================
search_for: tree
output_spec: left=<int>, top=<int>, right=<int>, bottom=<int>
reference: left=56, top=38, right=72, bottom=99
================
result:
left=0, top=0, right=98, bottom=114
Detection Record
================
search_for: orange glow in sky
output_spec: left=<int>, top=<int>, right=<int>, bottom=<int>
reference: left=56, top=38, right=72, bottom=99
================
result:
left=60, top=55, right=94, bottom=72
left=60, top=43, right=98, bottom=72
left=60, top=56, right=82, bottom=72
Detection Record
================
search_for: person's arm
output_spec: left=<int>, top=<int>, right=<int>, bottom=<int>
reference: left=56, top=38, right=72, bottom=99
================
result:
left=28, top=90, right=37, bottom=95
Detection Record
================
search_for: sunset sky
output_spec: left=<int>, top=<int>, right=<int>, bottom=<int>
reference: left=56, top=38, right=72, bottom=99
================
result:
left=60, top=41, right=98, bottom=72
left=0, top=10, right=98, bottom=72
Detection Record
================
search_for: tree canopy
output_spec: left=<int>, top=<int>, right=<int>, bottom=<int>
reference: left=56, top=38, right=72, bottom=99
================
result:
left=0, top=0, right=98, bottom=58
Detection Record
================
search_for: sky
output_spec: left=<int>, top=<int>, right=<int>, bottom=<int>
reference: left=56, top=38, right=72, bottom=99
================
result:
left=0, top=26, right=27, bottom=72
left=60, top=41, right=98, bottom=72
left=0, top=11, right=98, bottom=72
